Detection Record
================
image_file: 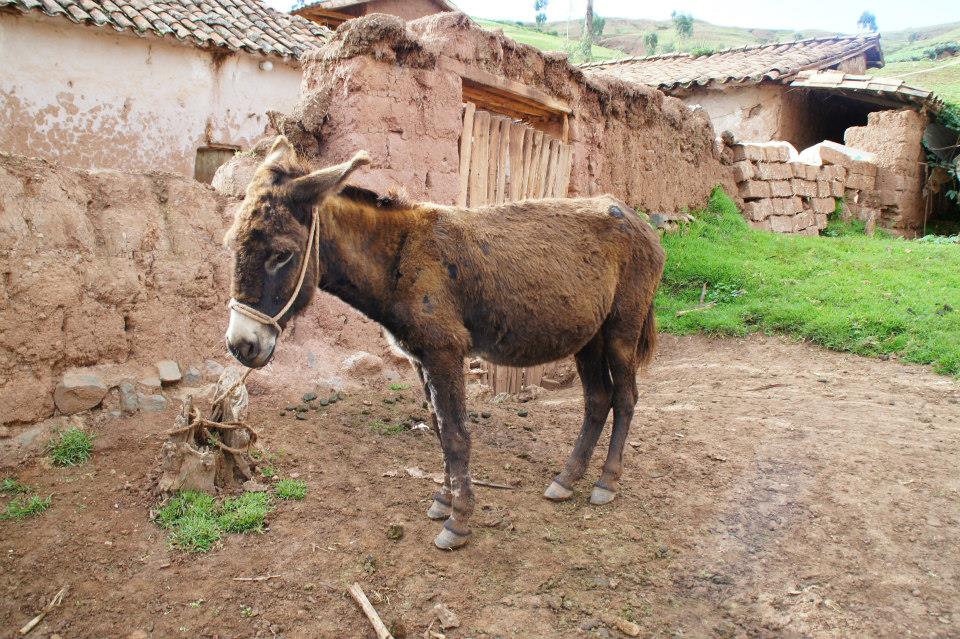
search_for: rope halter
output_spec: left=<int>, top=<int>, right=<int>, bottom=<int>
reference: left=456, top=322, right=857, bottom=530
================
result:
left=228, top=208, right=321, bottom=335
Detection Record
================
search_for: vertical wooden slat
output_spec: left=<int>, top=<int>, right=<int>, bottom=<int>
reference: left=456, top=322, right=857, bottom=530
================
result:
left=562, top=113, right=570, bottom=144
left=508, top=122, right=525, bottom=202
left=469, top=110, right=490, bottom=206
left=486, top=117, right=501, bottom=205
left=551, top=143, right=567, bottom=198
left=495, top=118, right=510, bottom=205
left=560, top=144, right=573, bottom=196
left=457, top=102, right=476, bottom=207
left=520, top=128, right=535, bottom=200
left=543, top=139, right=559, bottom=198
left=535, top=137, right=551, bottom=198
left=526, top=131, right=543, bottom=198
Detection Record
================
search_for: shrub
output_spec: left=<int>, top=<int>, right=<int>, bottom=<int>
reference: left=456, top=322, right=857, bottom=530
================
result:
left=1, top=495, right=51, bottom=521
left=275, top=479, right=307, bottom=501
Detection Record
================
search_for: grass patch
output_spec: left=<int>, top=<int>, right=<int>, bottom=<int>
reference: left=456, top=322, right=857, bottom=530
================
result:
left=275, top=479, right=307, bottom=500
left=1, top=495, right=51, bottom=521
left=388, top=383, right=411, bottom=391
left=154, top=490, right=271, bottom=552
left=369, top=420, right=406, bottom=436
left=1, top=478, right=31, bottom=494
left=657, top=187, right=960, bottom=375
left=50, top=427, right=94, bottom=467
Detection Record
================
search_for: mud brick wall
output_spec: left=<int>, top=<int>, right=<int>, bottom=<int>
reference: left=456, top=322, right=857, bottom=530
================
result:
left=845, top=110, right=927, bottom=236
left=731, top=142, right=876, bottom=236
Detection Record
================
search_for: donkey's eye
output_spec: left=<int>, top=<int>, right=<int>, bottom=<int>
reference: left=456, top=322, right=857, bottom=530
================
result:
left=266, top=250, right=294, bottom=274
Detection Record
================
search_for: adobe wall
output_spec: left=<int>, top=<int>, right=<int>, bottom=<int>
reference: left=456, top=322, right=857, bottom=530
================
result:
left=845, top=109, right=928, bottom=234
left=0, top=153, right=390, bottom=430
left=0, top=12, right=302, bottom=178
left=281, top=12, right=734, bottom=213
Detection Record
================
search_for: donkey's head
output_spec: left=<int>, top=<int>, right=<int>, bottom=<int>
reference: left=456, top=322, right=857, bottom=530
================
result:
left=224, top=136, right=370, bottom=368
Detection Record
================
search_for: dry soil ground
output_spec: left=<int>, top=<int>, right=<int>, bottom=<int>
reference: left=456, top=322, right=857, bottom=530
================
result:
left=1, top=334, right=959, bottom=638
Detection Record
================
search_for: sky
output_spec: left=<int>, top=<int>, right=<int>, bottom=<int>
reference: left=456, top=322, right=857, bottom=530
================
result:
left=270, top=0, right=960, bottom=34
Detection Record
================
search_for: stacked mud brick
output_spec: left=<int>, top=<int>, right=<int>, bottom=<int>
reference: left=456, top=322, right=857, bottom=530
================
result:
left=730, top=142, right=876, bottom=236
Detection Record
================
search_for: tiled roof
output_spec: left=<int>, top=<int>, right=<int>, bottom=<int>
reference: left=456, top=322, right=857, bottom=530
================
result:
left=0, top=0, right=331, bottom=60
left=583, top=36, right=883, bottom=90
left=301, top=0, right=459, bottom=11
left=790, top=70, right=943, bottom=112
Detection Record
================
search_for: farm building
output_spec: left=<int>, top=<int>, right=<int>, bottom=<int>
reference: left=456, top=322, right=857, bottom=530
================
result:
left=292, top=0, right=458, bottom=29
left=0, top=0, right=330, bottom=178
left=584, top=36, right=947, bottom=236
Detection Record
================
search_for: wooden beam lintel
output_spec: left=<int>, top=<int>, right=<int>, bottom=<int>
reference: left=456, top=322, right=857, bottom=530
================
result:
left=439, top=56, right=572, bottom=116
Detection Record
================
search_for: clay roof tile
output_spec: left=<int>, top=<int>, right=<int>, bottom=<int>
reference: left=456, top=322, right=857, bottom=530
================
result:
left=3, top=0, right=330, bottom=59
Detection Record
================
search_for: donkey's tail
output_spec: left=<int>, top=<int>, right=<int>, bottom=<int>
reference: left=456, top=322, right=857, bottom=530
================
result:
left=636, top=301, right=657, bottom=370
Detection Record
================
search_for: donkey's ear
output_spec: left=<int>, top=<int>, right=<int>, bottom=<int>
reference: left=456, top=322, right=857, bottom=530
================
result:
left=256, top=135, right=296, bottom=176
left=287, top=151, right=371, bottom=204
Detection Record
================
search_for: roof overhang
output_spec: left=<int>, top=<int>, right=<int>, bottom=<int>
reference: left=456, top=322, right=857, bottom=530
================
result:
left=789, top=70, right=943, bottom=114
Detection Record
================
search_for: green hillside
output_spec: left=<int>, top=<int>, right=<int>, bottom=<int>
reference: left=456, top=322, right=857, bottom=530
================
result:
left=473, top=19, right=626, bottom=62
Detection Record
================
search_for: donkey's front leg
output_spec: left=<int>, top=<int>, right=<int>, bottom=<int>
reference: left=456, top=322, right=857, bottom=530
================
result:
left=412, top=361, right=452, bottom=520
left=422, top=352, right=474, bottom=550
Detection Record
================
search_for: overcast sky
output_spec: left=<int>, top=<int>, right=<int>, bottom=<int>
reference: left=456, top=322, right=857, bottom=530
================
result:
left=272, top=0, right=960, bottom=34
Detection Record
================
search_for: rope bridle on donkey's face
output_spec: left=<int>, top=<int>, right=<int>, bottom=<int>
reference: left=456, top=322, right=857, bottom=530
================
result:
left=228, top=208, right=321, bottom=335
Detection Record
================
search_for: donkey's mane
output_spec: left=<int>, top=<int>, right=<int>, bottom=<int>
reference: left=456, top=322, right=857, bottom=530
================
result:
left=338, top=185, right=415, bottom=211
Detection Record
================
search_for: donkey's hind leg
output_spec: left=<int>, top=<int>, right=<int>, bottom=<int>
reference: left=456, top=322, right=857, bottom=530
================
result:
left=544, top=332, right=613, bottom=501
left=591, top=326, right=642, bottom=505
left=413, top=361, right=452, bottom=520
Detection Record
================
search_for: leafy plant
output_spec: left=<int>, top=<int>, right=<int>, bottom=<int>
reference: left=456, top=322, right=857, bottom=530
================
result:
left=1, top=495, right=51, bottom=520
left=369, top=420, right=406, bottom=436
left=154, top=490, right=271, bottom=552
left=275, top=479, right=307, bottom=501
left=50, top=428, right=94, bottom=467
left=169, top=514, right=222, bottom=552
left=218, top=492, right=271, bottom=533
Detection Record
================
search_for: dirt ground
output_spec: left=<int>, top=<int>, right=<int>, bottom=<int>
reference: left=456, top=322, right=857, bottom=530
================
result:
left=1, top=334, right=959, bottom=638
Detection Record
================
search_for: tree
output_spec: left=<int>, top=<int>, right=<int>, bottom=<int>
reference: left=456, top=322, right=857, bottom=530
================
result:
left=643, top=31, right=659, bottom=55
left=857, top=10, right=878, bottom=32
left=534, top=0, right=548, bottom=31
left=592, top=15, right=606, bottom=39
left=579, top=0, right=594, bottom=60
left=671, top=10, right=694, bottom=40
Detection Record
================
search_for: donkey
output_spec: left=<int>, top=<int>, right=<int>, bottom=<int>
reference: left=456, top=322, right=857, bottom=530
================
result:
left=224, top=136, right=665, bottom=550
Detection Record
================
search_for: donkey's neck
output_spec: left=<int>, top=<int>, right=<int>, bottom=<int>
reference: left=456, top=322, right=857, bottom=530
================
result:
left=315, top=195, right=417, bottom=328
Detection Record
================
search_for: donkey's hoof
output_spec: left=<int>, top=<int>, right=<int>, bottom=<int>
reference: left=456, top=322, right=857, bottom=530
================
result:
left=589, top=485, right=617, bottom=505
left=543, top=480, right=574, bottom=501
left=426, top=499, right=453, bottom=520
left=434, top=527, right=471, bottom=550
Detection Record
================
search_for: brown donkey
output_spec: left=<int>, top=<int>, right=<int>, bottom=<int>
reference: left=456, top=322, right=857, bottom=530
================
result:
left=224, top=136, right=665, bottom=550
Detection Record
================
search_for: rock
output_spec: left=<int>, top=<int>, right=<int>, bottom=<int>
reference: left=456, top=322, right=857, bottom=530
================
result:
left=139, top=375, right=162, bottom=390
left=156, top=360, right=181, bottom=384
left=54, top=371, right=108, bottom=414
left=517, top=409, right=529, bottom=418
left=119, top=381, right=139, bottom=415
left=341, top=351, right=384, bottom=379
left=303, top=392, right=317, bottom=402
left=432, top=603, right=460, bottom=630
left=204, top=360, right=225, bottom=381
left=601, top=614, right=641, bottom=637
left=137, top=393, right=168, bottom=413
left=183, top=366, right=203, bottom=385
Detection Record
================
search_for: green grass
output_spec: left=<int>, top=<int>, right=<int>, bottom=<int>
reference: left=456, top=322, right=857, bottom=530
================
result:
left=1, top=495, right=51, bottom=521
left=155, top=490, right=271, bottom=552
left=1, top=479, right=31, bottom=494
left=369, top=420, right=406, bottom=436
left=474, top=19, right=626, bottom=62
left=872, top=58, right=960, bottom=104
left=275, top=479, right=307, bottom=501
left=50, top=427, right=94, bottom=467
left=656, top=187, right=960, bottom=375
left=388, top=383, right=411, bottom=391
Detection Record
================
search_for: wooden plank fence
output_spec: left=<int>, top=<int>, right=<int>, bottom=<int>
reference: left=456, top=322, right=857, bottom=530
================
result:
left=458, top=103, right=573, bottom=394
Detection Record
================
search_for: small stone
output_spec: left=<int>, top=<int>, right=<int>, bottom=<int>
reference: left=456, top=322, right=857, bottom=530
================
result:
left=296, top=404, right=309, bottom=413
left=328, top=394, right=338, bottom=404
left=286, top=404, right=297, bottom=411
left=156, top=360, right=181, bottom=384
left=602, top=615, right=640, bottom=637
left=517, top=409, right=528, bottom=417
left=204, top=360, right=225, bottom=381
left=319, top=398, right=329, bottom=406
left=481, top=411, right=491, bottom=418
left=303, top=392, right=318, bottom=402
left=119, top=381, right=139, bottom=415
left=386, top=523, right=404, bottom=541
left=139, top=375, right=162, bottom=390
left=383, top=398, right=394, bottom=405
left=55, top=371, right=109, bottom=414
left=578, top=618, right=600, bottom=631
left=183, top=366, right=203, bottom=384
left=295, top=413, right=307, bottom=421
left=137, top=393, right=168, bottom=413
left=279, top=411, right=286, bottom=417
left=432, top=603, right=460, bottom=630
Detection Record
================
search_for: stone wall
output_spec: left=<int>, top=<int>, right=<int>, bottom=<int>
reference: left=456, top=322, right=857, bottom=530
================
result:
left=280, top=12, right=735, bottom=213
left=730, top=141, right=877, bottom=235
left=845, top=109, right=928, bottom=235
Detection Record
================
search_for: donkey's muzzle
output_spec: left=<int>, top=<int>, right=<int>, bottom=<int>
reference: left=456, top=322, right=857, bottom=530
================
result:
left=225, top=308, right=278, bottom=368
